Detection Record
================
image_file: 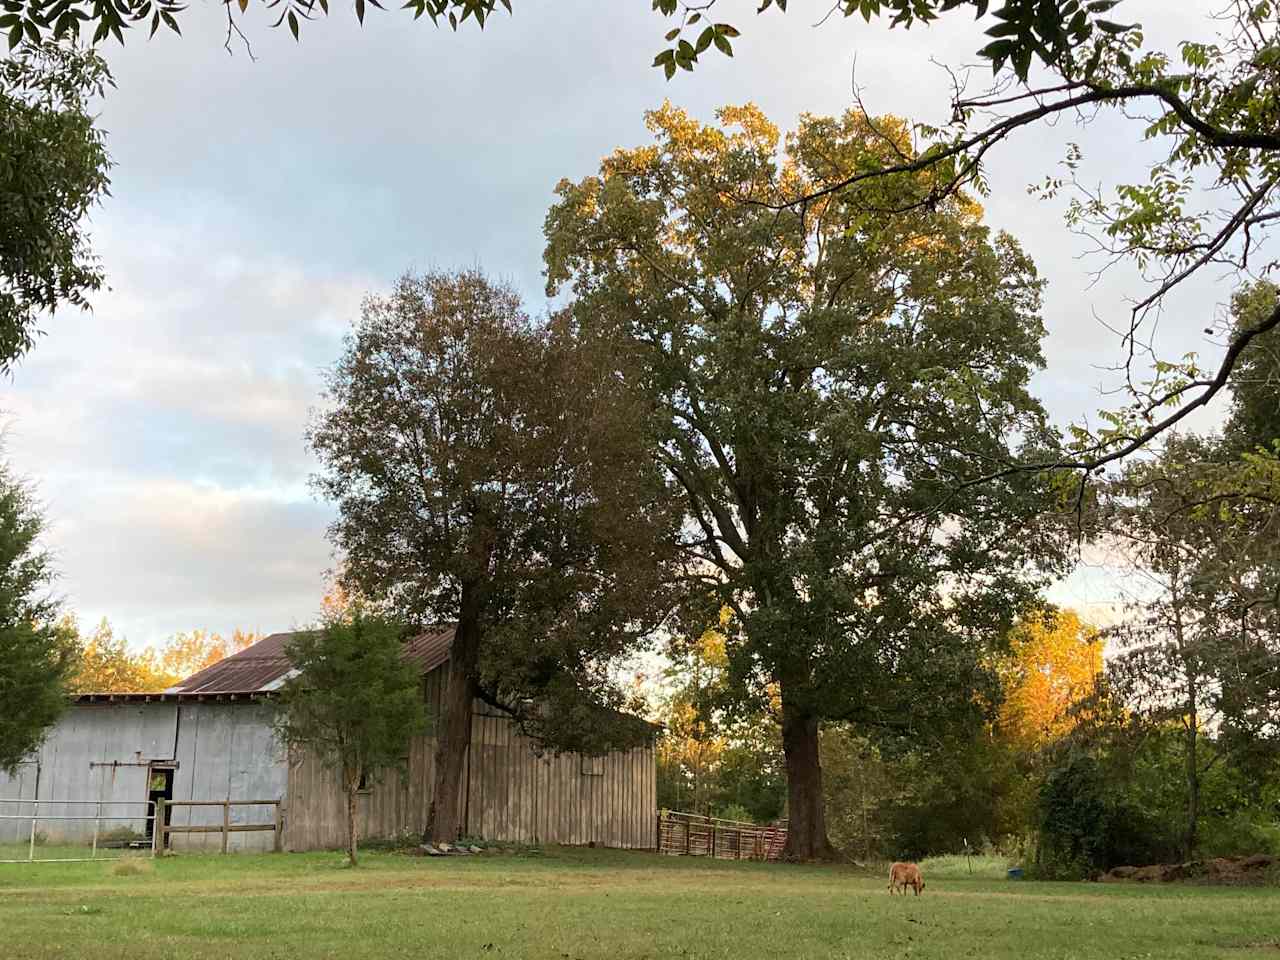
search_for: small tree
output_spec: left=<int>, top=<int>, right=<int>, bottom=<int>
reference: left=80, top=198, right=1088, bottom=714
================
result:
left=0, top=458, right=76, bottom=772
left=276, top=609, right=426, bottom=866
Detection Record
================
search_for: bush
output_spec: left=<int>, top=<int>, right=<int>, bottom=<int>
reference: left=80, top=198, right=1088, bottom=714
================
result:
left=1197, top=812, right=1280, bottom=858
left=711, top=803, right=757, bottom=824
left=1033, top=752, right=1181, bottom=878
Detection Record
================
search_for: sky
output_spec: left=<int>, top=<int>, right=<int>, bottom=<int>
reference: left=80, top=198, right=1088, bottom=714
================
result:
left=1, top=0, right=1233, bottom=649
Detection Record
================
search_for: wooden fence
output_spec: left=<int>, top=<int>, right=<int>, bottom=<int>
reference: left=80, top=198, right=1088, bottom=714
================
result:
left=656, top=811, right=788, bottom=862
left=157, top=800, right=283, bottom=854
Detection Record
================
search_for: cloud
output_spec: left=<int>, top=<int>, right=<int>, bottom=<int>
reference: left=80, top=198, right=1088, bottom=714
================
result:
left=3, top=224, right=367, bottom=646
left=45, top=478, right=334, bottom=644
left=0, top=0, right=1247, bottom=649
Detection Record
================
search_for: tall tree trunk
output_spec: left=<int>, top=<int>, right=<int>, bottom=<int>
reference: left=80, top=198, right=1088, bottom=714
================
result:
left=1184, top=717, right=1199, bottom=861
left=425, top=583, right=482, bottom=844
left=780, top=691, right=837, bottom=861
left=1173, top=592, right=1200, bottom=861
left=1184, top=679, right=1200, bottom=861
left=346, top=783, right=359, bottom=867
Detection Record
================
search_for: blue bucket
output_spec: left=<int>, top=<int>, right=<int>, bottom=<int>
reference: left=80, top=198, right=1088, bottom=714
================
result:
left=1007, top=868, right=1024, bottom=880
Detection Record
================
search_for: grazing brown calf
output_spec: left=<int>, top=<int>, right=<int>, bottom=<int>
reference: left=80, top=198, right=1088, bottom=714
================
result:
left=888, top=861, right=925, bottom=896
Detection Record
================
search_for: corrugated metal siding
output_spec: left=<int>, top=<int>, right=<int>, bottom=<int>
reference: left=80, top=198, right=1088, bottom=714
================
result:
left=283, top=666, right=656, bottom=851
left=0, top=702, right=286, bottom=850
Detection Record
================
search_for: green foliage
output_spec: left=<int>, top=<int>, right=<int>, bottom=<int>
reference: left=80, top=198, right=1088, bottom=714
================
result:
left=0, top=0, right=512, bottom=49
left=276, top=608, right=427, bottom=792
left=1033, top=751, right=1167, bottom=879
left=712, top=734, right=786, bottom=824
left=1033, top=719, right=1280, bottom=878
left=0, top=456, right=76, bottom=773
left=1101, top=422, right=1280, bottom=858
left=0, top=43, right=111, bottom=373
left=822, top=723, right=1028, bottom=861
left=1224, top=281, right=1280, bottom=456
left=655, top=608, right=787, bottom=822
left=545, top=101, right=1066, bottom=854
left=0, top=0, right=1137, bottom=88
left=652, top=1, right=1138, bottom=81
left=310, top=270, right=678, bottom=756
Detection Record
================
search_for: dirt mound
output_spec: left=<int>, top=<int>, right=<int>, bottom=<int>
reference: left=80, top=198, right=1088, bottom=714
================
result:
left=1103, top=854, right=1277, bottom=885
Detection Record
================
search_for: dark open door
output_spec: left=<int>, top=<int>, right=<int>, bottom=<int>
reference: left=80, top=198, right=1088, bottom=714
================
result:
left=145, top=767, right=174, bottom=848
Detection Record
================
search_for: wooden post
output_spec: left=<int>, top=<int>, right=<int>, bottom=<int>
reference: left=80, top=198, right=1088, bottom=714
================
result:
left=27, top=800, right=38, bottom=862
left=273, top=802, right=283, bottom=853
left=92, top=800, right=101, bottom=860
left=153, top=799, right=164, bottom=857
left=710, top=824, right=716, bottom=860
left=221, top=800, right=230, bottom=854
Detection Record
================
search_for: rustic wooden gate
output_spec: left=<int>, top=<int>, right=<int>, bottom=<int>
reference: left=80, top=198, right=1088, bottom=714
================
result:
left=656, top=811, right=787, bottom=862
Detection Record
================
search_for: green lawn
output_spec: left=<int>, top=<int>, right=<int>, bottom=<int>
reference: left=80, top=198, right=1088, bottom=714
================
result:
left=1, top=846, right=1277, bottom=959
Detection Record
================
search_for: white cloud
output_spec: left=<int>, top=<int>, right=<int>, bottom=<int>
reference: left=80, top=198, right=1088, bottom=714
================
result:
left=0, top=0, right=1246, bottom=649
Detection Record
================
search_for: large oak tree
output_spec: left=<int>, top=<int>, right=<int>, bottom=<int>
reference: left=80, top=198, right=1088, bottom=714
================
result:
left=544, top=103, right=1067, bottom=859
left=309, top=269, right=679, bottom=843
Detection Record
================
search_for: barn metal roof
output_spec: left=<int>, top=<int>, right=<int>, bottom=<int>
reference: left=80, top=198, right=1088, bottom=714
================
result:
left=72, top=624, right=457, bottom=703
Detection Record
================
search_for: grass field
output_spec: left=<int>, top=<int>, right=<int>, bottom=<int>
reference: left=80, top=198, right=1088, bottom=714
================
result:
left=2, top=846, right=1277, bottom=959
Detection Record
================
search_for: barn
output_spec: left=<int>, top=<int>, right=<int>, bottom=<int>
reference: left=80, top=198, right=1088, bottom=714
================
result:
left=0, top=628, right=658, bottom=853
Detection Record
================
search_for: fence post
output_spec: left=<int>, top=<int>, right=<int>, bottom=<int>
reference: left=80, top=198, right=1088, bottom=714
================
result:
left=27, top=800, right=38, bottom=862
left=91, top=800, right=101, bottom=860
left=154, top=799, right=164, bottom=856
left=710, top=823, right=716, bottom=859
left=221, top=800, right=230, bottom=854
left=273, top=801, right=283, bottom=853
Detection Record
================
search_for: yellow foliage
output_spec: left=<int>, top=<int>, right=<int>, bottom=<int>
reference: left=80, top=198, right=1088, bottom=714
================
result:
left=67, top=619, right=171, bottom=693
left=996, top=608, right=1103, bottom=749
left=67, top=619, right=261, bottom=694
left=656, top=607, right=737, bottom=810
left=157, top=629, right=259, bottom=680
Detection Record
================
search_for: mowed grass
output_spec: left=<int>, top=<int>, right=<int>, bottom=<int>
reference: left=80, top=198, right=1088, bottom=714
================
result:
left=1, top=847, right=1278, bottom=960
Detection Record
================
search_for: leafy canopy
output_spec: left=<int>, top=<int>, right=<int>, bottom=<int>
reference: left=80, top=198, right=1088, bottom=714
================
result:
left=309, top=270, right=678, bottom=754
left=0, top=43, right=111, bottom=373
left=0, top=0, right=1129, bottom=84
left=545, top=102, right=1066, bottom=729
left=275, top=608, right=427, bottom=788
left=996, top=607, right=1103, bottom=751
left=0, top=457, right=76, bottom=773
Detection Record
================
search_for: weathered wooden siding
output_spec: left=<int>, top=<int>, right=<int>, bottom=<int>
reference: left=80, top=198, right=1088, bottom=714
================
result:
left=283, top=666, right=656, bottom=851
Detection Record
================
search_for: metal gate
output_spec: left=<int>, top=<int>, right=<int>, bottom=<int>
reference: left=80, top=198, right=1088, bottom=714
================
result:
left=0, top=799, right=157, bottom=863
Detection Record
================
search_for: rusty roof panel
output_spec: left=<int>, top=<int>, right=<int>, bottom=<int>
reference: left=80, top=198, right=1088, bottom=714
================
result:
left=139, top=625, right=458, bottom=698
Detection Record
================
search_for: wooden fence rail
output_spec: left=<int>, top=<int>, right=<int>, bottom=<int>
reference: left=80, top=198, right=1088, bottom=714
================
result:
left=656, top=811, right=787, bottom=862
left=157, top=799, right=283, bottom=854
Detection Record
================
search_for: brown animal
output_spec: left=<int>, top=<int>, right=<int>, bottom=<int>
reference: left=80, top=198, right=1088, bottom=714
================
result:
left=888, top=861, right=925, bottom=896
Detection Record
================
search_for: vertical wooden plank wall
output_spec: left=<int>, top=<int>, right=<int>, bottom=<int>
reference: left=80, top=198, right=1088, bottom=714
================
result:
left=283, top=664, right=656, bottom=852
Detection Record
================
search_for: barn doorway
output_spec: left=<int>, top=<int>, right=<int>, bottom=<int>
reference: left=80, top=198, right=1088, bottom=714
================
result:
left=145, top=766, right=174, bottom=849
